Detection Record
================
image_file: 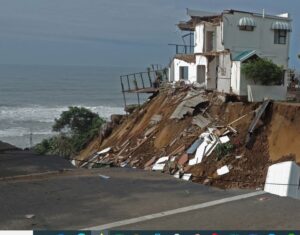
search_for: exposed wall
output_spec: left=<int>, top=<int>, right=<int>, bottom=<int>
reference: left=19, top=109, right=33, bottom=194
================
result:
left=217, top=54, right=231, bottom=93
left=207, top=57, right=217, bottom=89
left=194, top=24, right=204, bottom=53
left=194, top=23, right=224, bottom=53
left=169, top=62, right=175, bottom=82
left=231, top=61, right=240, bottom=95
left=222, top=12, right=291, bottom=68
left=216, top=24, right=224, bottom=51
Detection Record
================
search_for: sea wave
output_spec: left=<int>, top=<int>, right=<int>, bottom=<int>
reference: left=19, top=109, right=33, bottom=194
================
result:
left=0, top=104, right=125, bottom=147
left=0, top=127, right=54, bottom=138
left=0, top=104, right=125, bottom=123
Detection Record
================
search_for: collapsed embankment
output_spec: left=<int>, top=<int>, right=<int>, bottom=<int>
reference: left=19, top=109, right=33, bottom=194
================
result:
left=76, top=86, right=300, bottom=189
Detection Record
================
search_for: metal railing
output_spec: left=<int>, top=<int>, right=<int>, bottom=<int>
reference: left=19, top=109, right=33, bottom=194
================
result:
left=168, top=44, right=194, bottom=54
left=120, top=68, right=168, bottom=110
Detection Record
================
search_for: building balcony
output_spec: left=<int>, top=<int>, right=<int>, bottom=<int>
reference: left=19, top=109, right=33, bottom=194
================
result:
left=168, top=44, right=195, bottom=55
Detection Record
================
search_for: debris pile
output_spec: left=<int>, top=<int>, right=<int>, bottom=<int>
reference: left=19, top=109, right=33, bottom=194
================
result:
left=76, top=85, right=300, bottom=189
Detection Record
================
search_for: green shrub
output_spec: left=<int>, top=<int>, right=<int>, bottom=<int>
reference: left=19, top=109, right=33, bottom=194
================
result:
left=242, top=58, right=284, bottom=85
left=215, top=142, right=234, bottom=159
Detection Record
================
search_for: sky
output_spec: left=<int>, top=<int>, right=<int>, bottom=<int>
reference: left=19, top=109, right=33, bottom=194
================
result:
left=0, top=0, right=299, bottom=68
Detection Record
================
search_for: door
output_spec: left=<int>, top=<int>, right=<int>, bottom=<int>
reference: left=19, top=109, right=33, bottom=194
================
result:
left=197, top=65, right=206, bottom=84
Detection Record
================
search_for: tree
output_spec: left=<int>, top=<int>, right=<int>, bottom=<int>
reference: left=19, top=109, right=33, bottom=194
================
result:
left=242, top=58, right=284, bottom=85
left=52, top=106, right=104, bottom=135
left=35, top=107, right=105, bottom=157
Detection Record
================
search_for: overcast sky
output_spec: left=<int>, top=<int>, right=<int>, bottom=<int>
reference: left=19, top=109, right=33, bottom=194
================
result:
left=0, top=0, right=299, bottom=68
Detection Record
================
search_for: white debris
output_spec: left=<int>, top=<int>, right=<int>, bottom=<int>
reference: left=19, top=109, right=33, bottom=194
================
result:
left=264, top=161, right=300, bottom=199
left=182, top=173, right=192, bottom=181
left=25, top=214, right=35, bottom=219
left=152, top=156, right=169, bottom=171
left=189, top=140, right=208, bottom=165
left=155, top=156, right=169, bottom=164
left=219, top=135, right=230, bottom=144
left=235, top=155, right=243, bottom=159
left=217, top=165, right=230, bottom=176
left=71, top=159, right=76, bottom=166
left=99, top=174, right=110, bottom=179
left=152, top=163, right=166, bottom=171
left=205, top=135, right=218, bottom=156
left=173, top=171, right=180, bottom=179
left=97, top=147, right=111, bottom=155
left=189, top=133, right=217, bottom=165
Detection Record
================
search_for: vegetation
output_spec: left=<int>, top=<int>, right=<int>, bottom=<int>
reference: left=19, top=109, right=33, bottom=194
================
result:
left=215, top=142, right=234, bottom=159
left=242, top=58, right=284, bottom=85
left=35, top=106, right=105, bottom=157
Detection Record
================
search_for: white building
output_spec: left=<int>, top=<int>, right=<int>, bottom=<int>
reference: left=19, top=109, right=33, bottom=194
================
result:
left=169, top=9, right=292, bottom=99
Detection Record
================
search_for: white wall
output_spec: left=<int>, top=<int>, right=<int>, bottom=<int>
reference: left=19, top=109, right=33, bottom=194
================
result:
left=194, top=23, right=224, bottom=53
left=169, top=61, right=175, bottom=82
left=231, top=61, right=240, bottom=95
left=194, top=24, right=204, bottom=53
left=171, top=58, right=197, bottom=82
left=222, top=12, right=291, bottom=68
left=217, top=54, right=231, bottom=93
left=216, top=24, right=224, bottom=51
left=169, top=56, right=209, bottom=84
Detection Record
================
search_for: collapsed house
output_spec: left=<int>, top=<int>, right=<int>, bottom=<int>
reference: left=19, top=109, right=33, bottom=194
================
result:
left=168, top=9, right=292, bottom=101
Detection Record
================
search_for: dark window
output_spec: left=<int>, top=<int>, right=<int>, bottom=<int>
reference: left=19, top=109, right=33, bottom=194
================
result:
left=274, top=30, right=287, bottom=44
left=179, top=66, right=189, bottom=80
left=205, top=31, right=214, bottom=52
left=239, top=25, right=254, bottom=31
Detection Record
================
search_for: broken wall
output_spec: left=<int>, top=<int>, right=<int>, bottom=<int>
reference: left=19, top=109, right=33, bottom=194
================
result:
left=217, top=54, right=231, bottom=93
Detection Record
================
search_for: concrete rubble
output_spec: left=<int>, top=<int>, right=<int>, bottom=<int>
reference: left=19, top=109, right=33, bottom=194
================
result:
left=77, top=84, right=300, bottom=189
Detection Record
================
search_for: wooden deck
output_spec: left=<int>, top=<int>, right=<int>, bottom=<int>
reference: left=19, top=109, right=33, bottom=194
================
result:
left=124, top=87, right=159, bottom=94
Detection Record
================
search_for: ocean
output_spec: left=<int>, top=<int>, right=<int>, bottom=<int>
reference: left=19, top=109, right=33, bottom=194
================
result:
left=0, top=64, right=145, bottom=148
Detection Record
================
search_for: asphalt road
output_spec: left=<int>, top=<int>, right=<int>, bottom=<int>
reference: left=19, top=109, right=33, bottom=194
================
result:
left=0, top=150, right=299, bottom=230
left=0, top=150, right=74, bottom=177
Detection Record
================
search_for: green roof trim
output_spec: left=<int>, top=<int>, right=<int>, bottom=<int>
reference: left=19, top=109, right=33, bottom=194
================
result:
left=232, top=50, right=258, bottom=62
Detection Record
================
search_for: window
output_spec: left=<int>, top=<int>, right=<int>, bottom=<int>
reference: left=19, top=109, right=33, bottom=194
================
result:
left=239, top=25, right=254, bottom=31
left=274, top=30, right=287, bottom=44
left=179, top=66, right=189, bottom=80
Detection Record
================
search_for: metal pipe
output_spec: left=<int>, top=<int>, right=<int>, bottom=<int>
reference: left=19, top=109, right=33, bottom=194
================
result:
left=126, top=75, right=130, bottom=91
left=140, top=73, right=145, bottom=88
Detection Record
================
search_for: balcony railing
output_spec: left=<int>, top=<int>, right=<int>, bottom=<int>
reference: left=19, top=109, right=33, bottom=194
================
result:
left=168, top=44, right=194, bottom=54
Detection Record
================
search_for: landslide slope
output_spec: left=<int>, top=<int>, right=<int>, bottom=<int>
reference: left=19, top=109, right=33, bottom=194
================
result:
left=77, top=88, right=300, bottom=189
